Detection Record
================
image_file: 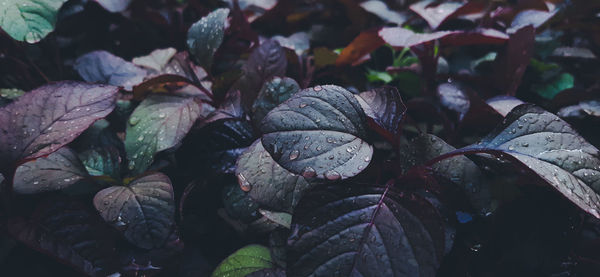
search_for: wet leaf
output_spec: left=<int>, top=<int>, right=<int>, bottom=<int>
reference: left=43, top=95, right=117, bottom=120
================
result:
left=0, top=82, right=118, bottom=171
left=287, top=184, right=444, bottom=277
left=464, top=104, right=600, bottom=218
left=187, top=8, right=230, bottom=69
left=93, top=173, right=175, bottom=249
left=13, top=147, right=88, bottom=194
left=211, top=244, right=274, bottom=277
left=252, top=76, right=300, bottom=126
left=79, top=146, right=122, bottom=179
left=0, top=88, right=24, bottom=100
left=379, top=27, right=508, bottom=49
left=75, top=51, right=147, bottom=90
left=235, top=140, right=312, bottom=213
left=355, top=86, right=407, bottom=142
left=558, top=100, right=600, bottom=119
left=223, top=182, right=260, bottom=222
left=260, top=85, right=373, bottom=180
left=0, top=0, right=68, bottom=43
left=125, top=95, right=202, bottom=175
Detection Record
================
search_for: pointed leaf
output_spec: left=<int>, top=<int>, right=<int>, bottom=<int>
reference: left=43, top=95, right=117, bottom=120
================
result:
left=260, top=85, right=373, bottom=180
left=235, top=140, right=312, bottom=213
left=125, top=95, right=202, bottom=175
left=272, top=32, right=310, bottom=56
left=0, top=81, right=118, bottom=171
left=93, top=173, right=175, bottom=249
left=211, top=245, right=274, bottom=277
left=187, top=8, right=230, bottom=69
left=486, top=96, right=524, bottom=117
left=13, top=147, right=88, bottom=194
left=355, top=86, right=407, bottom=142
left=237, top=40, right=287, bottom=109
left=360, top=0, right=408, bottom=25
left=336, top=29, right=385, bottom=66
left=0, top=0, right=68, bottom=43
left=287, top=184, right=444, bottom=276
left=75, top=51, right=147, bottom=90
left=251, top=76, right=300, bottom=126
left=93, top=0, right=132, bottom=13
left=464, top=104, right=600, bottom=218
left=410, top=0, right=464, bottom=29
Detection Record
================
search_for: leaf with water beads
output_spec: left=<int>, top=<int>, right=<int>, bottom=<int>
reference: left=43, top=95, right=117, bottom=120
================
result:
left=211, top=244, right=274, bottom=277
left=0, top=81, right=118, bottom=172
left=74, top=51, right=148, bottom=90
left=463, top=104, right=600, bottom=218
left=93, top=172, right=175, bottom=249
left=187, top=8, right=229, bottom=69
left=260, top=85, right=373, bottom=180
left=125, top=95, right=202, bottom=175
left=13, top=147, right=89, bottom=194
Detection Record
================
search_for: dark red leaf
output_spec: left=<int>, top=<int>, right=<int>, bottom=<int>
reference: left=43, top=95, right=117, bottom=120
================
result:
left=492, top=25, right=535, bottom=96
left=336, top=29, right=385, bottom=67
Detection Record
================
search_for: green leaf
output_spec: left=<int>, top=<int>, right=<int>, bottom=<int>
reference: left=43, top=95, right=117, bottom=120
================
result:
left=125, top=95, right=202, bottom=175
left=534, top=73, right=574, bottom=100
left=260, top=85, right=373, bottom=181
left=79, top=146, right=122, bottom=179
left=0, top=88, right=25, bottom=100
left=187, top=8, right=229, bottom=69
left=93, top=173, right=175, bottom=249
left=464, top=104, right=600, bottom=218
left=211, top=245, right=274, bottom=277
left=13, top=147, right=89, bottom=194
left=366, top=69, right=393, bottom=83
left=0, top=0, right=68, bottom=43
left=235, top=139, right=312, bottom=213
left=251, top=76, right=300, bottom=127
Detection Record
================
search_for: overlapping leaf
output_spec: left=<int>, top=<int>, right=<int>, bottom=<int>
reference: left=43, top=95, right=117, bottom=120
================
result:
left=464, top=104, right=600, bottom=218
left=235, top=140, right=312, bottom=213
left=0, top=0, right=68, bottom=43
left=187, top=8, right=229, bottom=69
left=93, top=173, right=175, bottom=249
left=125, top=95, right=202, bottom=175
left=75, top=51, right=148, bottom=90
left=260, top=85, right=373, bottom=180
left=287, top=184, right=444, bottom=277
left=355, top=86, right=406, bottom=142
left=0, top=82, right=118, bottom=171
left=13, top=147, right=89, bottom=194
left=212, top=245, right=274, bottom=277
left=251, top=76, right=300, bottom=126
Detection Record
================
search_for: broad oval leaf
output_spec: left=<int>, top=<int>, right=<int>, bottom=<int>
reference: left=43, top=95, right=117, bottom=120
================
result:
left=79, top=146, right=122, bottom=179
left=235, top=139, right=312, bottom=213
left=251, top=76, right=300, bottom=126
left=132, top=48, right=178, bottom=73
left=0, top=0, right=68, bottom=43
left=355, top=86, right=407, bottom=142
left=287, top=184, right=444, bottom=277
left=260, top=85, right=373, bottom=180
left=13, top=147, right=88, bottom=194
left=187, top=8, right=229, bottom=69
left=75, top=51, right=148, bottom=90
left=211, top=244, right=274, bottom=277
left=464, top=104, right=600, bottom=218
left=125, top=95, right=202, bottom=175
left=0, top=81, right=118, bottom=171
left=486, top=96, right=524, bottom=117
left=93, top=173, right=175, bottom=249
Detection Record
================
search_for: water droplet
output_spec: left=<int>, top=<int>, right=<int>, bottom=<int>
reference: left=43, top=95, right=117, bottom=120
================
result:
left=289, top=150, right=299, bottom=160
left=301, top=167, right=316, bottom=178
left=299, top=102, right=307, bottom=108
left=137, top=135, right=144, bottom=141
left=364, top=156, right=371, bottom=162
left=129, top=116, right=140, bottom=125
left=33, top=181, right=39, bottom=185
left=521, top=142, right=529, bottom=147
left=324, top=170, right=341, bottom=180
left=316, top=146, right=322, bottom=151
left=508, top=145, right=515, bottom=151
left=346, top=146, right=354, bottom=153
left=158, top=113, right=166, bottom=118
left=313, top=85, right=323, bottom=92
left=237, top=173, right=252, bottom=192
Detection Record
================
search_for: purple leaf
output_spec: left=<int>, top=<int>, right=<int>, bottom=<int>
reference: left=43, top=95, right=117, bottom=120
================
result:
left=379, top=27, right=508, bottom=49
left=287, top=184, right=445, bottom=276
left=360, top=0, right=408, bottom=25
left=509, top=2, right=559, bottom=33
left=486, top=95, right=525, bottom=117
left=0, top=81, right=118, bottom=172
left=437, top=82, right=470, bottom=120
left=93, top=173, right=175, bottom=249
left=493, top=25, right=535, bottom=96
left=75, top=51, right=147, bottom=90
left=355, top=86, right=407, bottom=143
left=13, top=147, right=88, bottom=194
